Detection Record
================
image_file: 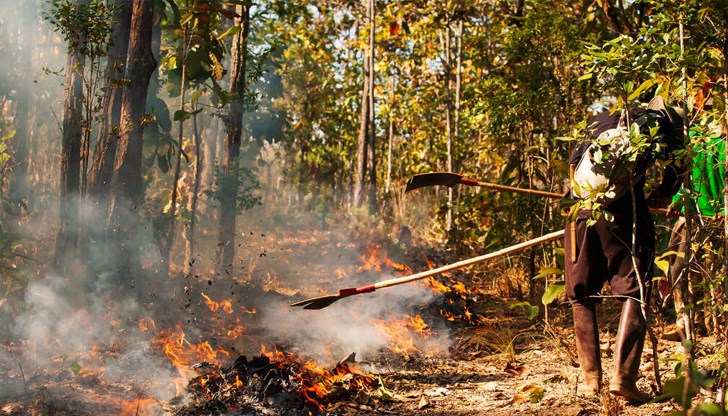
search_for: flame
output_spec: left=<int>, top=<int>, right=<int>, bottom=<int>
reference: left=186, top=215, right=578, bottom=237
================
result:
left=240, top=306, right=256, bottom=314
left=371, top=314, right=434, bottom=355
left=201, top=292, right=233, bottom=314
left=144, top=321, right=232, bottom=394
left=260, top=345, right=376, bottom=410
left=119, top=397, right=155, bottom=416
left=357, top=244, right=412, bottom=274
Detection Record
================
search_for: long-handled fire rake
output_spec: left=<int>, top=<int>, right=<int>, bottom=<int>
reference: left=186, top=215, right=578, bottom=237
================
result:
left=405, top=172, right=564, bottom=199
left=290, top=230, right=564, bottom=310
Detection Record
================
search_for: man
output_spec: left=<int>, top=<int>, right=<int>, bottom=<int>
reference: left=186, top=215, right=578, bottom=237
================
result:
left=565, top=96, right=685, bottom=403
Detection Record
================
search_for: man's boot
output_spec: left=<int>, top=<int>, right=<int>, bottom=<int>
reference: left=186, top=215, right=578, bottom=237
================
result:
left=609, top=297, right=651, bottom=403
left=573, top=302, right=602, bottom=396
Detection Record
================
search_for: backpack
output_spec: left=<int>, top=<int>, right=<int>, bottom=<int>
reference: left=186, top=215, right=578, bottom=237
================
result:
left=571, top=110, right=649, bottom=202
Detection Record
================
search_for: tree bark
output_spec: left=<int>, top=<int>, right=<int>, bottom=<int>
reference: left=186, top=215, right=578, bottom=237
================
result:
left=353, top=0, right=374, bottom=209
left=54, top=0, right=89, bottom=269
left=444, top=24, right=453, bottom=231
left=183, top=110, right=202, bottom=276
left=88, top=0, right=133, bottom=197
left=9, top=0, right=36, bottom=203
left=202, top=115, right=219, bottom=200
left=217, top=3, right=250, bottom=273
left=385, top=74, right=395, bottom=194
left=108, top=0, right=156, bottom=281
left=367, top=0, right=377, bottom=213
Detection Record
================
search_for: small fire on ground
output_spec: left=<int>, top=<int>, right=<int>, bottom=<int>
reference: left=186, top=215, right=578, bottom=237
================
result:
left=0, top=243, right=483, bottom=414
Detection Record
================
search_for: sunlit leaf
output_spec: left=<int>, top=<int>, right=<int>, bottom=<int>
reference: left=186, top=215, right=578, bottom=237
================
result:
left=542, top=282, right=566, bottom=305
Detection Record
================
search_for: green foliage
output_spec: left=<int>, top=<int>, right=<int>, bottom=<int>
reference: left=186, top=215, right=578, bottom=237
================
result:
left=159, top=0, right=230, bottom=94
left=43, top=0, right=119, bottom=59
left=656, top=360, right=723, bottom=413
left=509, top=301, right=539, bottom=320
left=541, top=282, right=565, bottom=306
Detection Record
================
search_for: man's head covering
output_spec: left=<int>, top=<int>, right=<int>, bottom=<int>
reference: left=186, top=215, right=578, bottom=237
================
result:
left=647, top=96, right=684, bottom=139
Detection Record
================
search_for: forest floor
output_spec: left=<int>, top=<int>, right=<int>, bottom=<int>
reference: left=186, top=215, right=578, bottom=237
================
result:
left=0, top=212, right=719, bottom=416
left=237, top=215, right=717, bottom=416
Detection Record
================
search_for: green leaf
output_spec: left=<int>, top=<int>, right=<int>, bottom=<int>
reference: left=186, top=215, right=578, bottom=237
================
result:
left=654, top=258, right=669, bottom=276
left=70, top=361, right=81, bottom=375
left=533, top=267, right=563, bottom=280
left=509, top=301, right=539, bottom=320
left=217, top=25, right=241, bottom=40
left=692, top=403, right=726, bottom=416
left=157, top=154, right=170, bottom=173
left=173, top=110, right=191, bottom=122
left=655, top=375, right=698, bottom=405
left=542, top=282, right=566, bottom=305
left=190, top=88, right=203, bottom=106
left=164, top=0, right=181, bottom=27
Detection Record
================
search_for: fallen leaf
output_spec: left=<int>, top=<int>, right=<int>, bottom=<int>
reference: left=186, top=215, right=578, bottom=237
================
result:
left=518, top=383, right=545, bottom=403
left=418, top=395, right=430, bottom=409
left=504, top=362, right=529, bottom=377
left=483, top=381, right=498, bottom=391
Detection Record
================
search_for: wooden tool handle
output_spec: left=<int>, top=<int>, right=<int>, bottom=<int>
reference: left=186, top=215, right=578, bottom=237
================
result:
left=373, top=230, right=565, bottom=290
left=461, top=179, right=564, bottom=199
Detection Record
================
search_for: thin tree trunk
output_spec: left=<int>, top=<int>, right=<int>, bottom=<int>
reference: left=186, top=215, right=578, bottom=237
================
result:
left=108, top=0, right=156, bottom=282
left=161, top=24, right=189, bottom=274
left=385, top=75, right=395, bottom=194
left=202, top=116, right=219, bottom=196
left=55, top=0, right=89, bottom=269
left=444, top=24, right=453, bottom=232
left=353, top=1, right=373, bottom=209
left=367, top=0, right=376, bottom=213
left=184, top=110, right=202, bottom=276
left=89, top=0, right=133, bottom=197
left=217, top=3, right=250, bottom=273
left=453, top=19, right=462, bottom=208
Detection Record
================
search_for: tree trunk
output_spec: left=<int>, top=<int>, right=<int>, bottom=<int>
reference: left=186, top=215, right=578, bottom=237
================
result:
left=217, top=3, right=250, bottom=274
left=54, top=0, right=89, bottom=269
left=367, top=0, right=377, bottom=213
left=9, top=0, right=36, bottom=203
left=88, top=0, right=133, bottom=197
left=385, top=75, right=395, bottom=194
left=160, top=24, right=189, bottom=275
left=183, top=110, right=202, bottom=276
left=353, top=0, right=374, bottom=209
left=443, top=24, right=453, bottom=232
left=202, top=115, right=219, bottom=201
left=108, top=0, right=156, bottom=282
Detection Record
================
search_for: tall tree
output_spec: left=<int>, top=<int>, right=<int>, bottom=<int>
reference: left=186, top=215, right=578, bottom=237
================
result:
left=217, top=2, right=251, bottom=272
left=54, top=0, right=89, bottom=268
left=107, top=0, right=156, bottom=279
left=9, top=0, right=37, bottom=203
left=88, top=0, right=134, bottom=197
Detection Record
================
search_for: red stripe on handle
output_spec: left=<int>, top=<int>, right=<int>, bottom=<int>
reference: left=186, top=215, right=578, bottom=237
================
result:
left=339, top=285, right=376, bottom=296
left=460, top=178, right=479, bottom=186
